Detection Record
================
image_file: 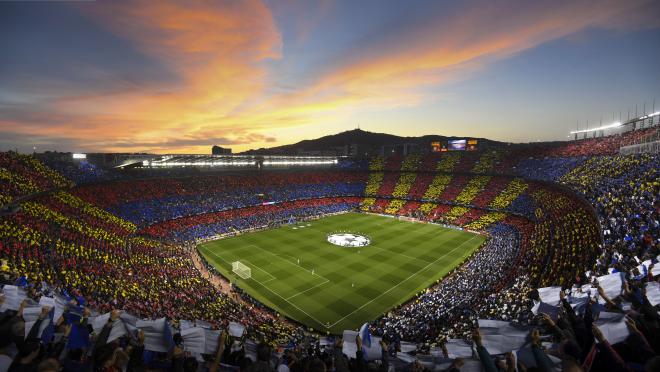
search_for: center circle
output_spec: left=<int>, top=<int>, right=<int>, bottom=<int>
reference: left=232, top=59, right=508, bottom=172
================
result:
left=327, top=232, right=371, bottom=247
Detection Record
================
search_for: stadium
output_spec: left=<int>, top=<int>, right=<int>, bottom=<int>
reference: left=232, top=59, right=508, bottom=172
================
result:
left=1, top=1, right=659, bottom=372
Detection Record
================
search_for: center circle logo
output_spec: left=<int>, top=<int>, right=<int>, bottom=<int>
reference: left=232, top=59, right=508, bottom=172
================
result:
left=326, top=232, right=371, bottom=247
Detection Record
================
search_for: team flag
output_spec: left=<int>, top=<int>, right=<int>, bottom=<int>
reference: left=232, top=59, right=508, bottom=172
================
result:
left=359, top=323, right=371, bottom=348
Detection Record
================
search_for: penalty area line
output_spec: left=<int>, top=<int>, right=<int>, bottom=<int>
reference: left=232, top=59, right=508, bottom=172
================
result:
left=203, top=247, right=277, bottom=281
left=250, top=275, right=329, bottom=329
left=202, top=246, right=329, bottom=329
left=327, top=234, right=480, bottom=329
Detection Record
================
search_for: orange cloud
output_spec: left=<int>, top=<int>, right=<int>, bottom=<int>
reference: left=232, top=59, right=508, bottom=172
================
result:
left=3, top=0, right=658, bottom=153
left=7, top=0, right=284, bottom=153
left=202, top=0, right=660, bottom=150
left=279, top=0, right=658, bottom=112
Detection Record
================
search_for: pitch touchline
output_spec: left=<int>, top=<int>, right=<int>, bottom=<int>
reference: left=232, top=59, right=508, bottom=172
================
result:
left=327, top=234, right=481, bottom=328
left=202, top=246, right=328, bottom=328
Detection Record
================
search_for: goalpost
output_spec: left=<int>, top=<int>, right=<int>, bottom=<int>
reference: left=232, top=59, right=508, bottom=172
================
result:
left=232, top=261, right=252, bottom=279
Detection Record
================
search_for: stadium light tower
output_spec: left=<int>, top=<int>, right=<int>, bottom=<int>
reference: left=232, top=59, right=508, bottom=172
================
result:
left=569, top=121, right=622, bottom=136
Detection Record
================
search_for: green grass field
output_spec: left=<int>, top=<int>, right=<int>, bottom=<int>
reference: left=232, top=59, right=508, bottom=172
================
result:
left=197, top=212, right=485, bottom=334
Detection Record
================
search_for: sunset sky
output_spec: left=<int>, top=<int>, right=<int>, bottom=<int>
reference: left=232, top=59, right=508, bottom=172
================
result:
left=1, top=0, right=659, bottom=154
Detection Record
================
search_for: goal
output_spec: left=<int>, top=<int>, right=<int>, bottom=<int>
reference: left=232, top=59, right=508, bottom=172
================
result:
left=232, top=261, right=251, bottom=279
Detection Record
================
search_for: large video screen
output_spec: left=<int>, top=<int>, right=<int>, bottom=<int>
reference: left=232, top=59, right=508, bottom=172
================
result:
left=448, top=139, right=466, bottom=151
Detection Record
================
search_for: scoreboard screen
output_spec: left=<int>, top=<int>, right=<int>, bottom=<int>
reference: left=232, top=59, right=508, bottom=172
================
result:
left=449, top=139, right=466, bottom=151
left=431, top=139, right=477, bottom=152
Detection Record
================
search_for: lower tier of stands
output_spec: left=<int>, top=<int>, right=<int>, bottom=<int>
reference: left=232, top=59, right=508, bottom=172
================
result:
left=2, top=151, right=658, bottom=371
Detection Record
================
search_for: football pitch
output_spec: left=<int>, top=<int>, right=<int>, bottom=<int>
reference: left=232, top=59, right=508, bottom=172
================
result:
left=197, top=212, right=485, bottom=334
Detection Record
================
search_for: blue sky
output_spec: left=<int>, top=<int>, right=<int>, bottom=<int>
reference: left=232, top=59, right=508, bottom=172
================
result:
left=1, top=0, right=658, bottom=153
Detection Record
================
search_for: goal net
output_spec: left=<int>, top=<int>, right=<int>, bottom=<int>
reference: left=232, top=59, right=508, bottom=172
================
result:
left=232, top=261, right=251, bottom=279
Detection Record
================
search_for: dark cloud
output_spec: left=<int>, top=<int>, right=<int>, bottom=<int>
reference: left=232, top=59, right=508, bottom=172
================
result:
left=0, top=2, right=178, bottom=93
left=1, top=0, right=659, bottom=152
left=106, top=133, right=278, bottom=149
left=0, top=131, right=84, bottom=153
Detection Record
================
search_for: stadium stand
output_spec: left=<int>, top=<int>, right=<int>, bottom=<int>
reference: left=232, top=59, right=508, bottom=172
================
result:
left=1, top=126, right=659, bottom=371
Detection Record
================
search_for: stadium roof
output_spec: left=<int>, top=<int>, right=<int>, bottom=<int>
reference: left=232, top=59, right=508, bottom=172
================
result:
left=116, top=154, right=340, bottom=168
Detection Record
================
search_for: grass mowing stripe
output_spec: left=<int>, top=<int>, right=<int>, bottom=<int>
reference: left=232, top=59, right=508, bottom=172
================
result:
left=285, top=278, right=330, bottom=300
left=327, top=234, right=480, bottom=328
left=198, top=212, right=484, bottom=333
left=202, top=245, right=277, bottom=281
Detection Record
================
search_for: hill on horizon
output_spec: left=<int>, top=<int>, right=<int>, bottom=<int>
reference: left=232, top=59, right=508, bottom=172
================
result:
left=239, top=129, right=503, bottom=155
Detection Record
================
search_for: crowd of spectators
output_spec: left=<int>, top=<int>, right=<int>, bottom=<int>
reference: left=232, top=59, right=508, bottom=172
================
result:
left=390, top=173, right=417, bottom=199
left=73, top=173, right=367, bottom=227
left=373, top=172, right=399, bottom=198
left=507, top=127, right=658, bottom=160
left=105, top=183, right=364, bottom=227
left=2, top=140, right=659, bottom=371
left=375, top=223, right=523, bottom=342
left=504, top=192, right=537, bottom=220
left=36, top=156, right=116, bottom=185
left=361, top=173, right=530, bottom=230
left=452, top=153, right=658, bottom=370
left=469, top=177, right=509, bottom=209
left=560, top=153, right=658, bottom=278
left=513, top=157, right=588, bottom=182
left=1, top=152, right=73, bottom=205
left=1, top=182, right=305, bottom=350
left=406, top=173, right=434, bottom=200
left=452, top=176, right=492, bottom=206
left=141, top=198, right=361, bottom=242
left=0, top=272, right=409, bottom=372
left=355, top=149, right=658, bottom=370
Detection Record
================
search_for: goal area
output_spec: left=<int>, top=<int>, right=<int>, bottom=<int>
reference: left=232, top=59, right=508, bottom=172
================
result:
left=232, top=261, right=251, bottom=279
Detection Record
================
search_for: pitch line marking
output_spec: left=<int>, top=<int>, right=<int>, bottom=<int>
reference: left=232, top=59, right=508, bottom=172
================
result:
left=366, top=216, right=454, bottom=264
left=247, top=244, right=330, bottom=282
left=202, top=246, right=277, bottom=281
left=327, top=234, right=481, bottom=328
left=201, top=246, right=328, bottom=328
left=285, top=279, right=330, bottom=301
left=250, top=274, right=329, bottom=329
